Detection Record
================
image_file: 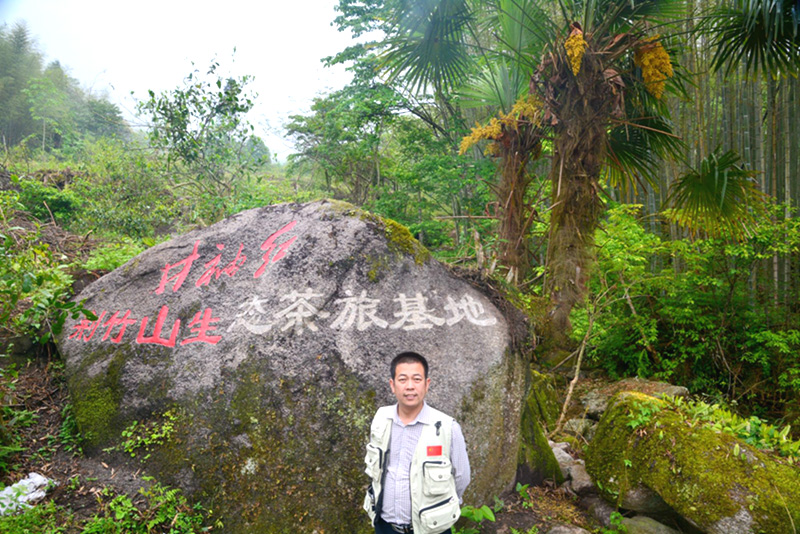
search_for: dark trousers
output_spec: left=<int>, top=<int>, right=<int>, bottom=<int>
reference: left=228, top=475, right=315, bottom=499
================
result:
left=374, top=517, right=453, bottom=534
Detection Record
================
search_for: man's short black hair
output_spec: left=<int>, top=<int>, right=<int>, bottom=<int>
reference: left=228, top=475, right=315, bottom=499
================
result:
left=390, top=352, right=429, bottom=379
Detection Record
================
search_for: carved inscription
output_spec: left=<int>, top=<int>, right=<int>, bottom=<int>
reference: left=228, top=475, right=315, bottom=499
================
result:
left=68, top=220, right=497, bottom=347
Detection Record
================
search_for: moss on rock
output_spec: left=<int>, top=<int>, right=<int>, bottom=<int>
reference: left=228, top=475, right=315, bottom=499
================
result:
left=586, top=391, right=800, bottom=533
left=517, top=395, right=564, bottom=485
left=69, top=348, right=128, bottom=447
left=323, top=200, right=430, bottom=266
left=527, top=369, right=561, bottom=430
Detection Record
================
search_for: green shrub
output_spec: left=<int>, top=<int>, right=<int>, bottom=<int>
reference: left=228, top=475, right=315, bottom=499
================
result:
left=578, top=203, right=800, bottom=420
left=83, top=241, right=145, bottom=272
left=16, top=178, right=83, bottom=225
left=0, top=190, right=92, bottom=346
left=0, top=500, right=75, bottom=533
left=82, top=481, right=209, bottom=534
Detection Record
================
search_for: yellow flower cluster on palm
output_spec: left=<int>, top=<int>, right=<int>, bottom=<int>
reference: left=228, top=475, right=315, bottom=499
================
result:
left=459, top=95, right=542, bottom=156
left=634, top=37, right=674, bottom=99
left=564, top=33, right=588, bottom=76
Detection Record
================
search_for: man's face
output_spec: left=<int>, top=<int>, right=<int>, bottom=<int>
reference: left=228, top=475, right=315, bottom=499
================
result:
left=390, top=361, right=430, bottom=412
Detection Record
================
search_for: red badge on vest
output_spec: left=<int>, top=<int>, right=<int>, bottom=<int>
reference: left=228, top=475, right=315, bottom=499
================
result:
left=427, top=445, right=443, bottom=456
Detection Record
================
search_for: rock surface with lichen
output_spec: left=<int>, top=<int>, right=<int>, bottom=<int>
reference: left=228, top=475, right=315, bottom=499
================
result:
left=56, top=200, right=529, bottom=533
left=585, top=391, right=800, bottom=534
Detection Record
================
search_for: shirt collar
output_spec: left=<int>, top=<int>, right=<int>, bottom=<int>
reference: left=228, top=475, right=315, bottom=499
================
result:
left=392, top=402, right=434, bottom=426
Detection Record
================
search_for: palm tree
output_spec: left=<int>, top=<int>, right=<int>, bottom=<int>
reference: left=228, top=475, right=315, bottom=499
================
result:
left=379, top=0, right=684, bottom=335
left=704, top=0, right=800, bottom=79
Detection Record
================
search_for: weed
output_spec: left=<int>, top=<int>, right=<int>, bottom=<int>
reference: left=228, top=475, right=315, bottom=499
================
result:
left=103, top=409, right=180, bottom=460
left=456, top=504, right=496, bottom=534
left=599, top=511, right=628, bottom=534
left=80, top=481, right=209, bottom=534
left=58, top=403, right=82, bottom=455
left=626, top=398, right=662, bottom=430
left=664, top=395, right=800, bottom=463
left=0, top=500, right=75, bottom=533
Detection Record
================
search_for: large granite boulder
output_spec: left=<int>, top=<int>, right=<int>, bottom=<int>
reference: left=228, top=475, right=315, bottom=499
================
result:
left=586, top=392, right=800, bottom=534
left=57, top=200, right=529, bottom=534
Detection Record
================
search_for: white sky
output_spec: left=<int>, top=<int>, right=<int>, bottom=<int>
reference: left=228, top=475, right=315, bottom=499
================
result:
left=0, top=0, right=360, bottom=160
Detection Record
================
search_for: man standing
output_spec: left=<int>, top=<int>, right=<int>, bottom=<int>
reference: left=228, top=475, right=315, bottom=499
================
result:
left=364, top=352, right=470, bottom=534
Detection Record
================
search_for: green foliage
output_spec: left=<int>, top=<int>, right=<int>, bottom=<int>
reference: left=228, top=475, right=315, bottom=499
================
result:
left=103, top=410, right=180, bottom=460
left=580, top=203, right=800, bottom=418
left=0, top=364, right=36, bottom=476
left=58, top=403, right=82, bottom=455
left=664, top=147, right=766, bottom=239
left=0, top=190, right=92, bottom=345
left=0, top=22, right=128, bottom=153
left=17, top=177, right=83, bottom=224
left=83, top=241, right=145, bottom=272
left=82, top=481, right=209, bottom=534
left=0, top=500, right=74, bottom=533
left=665, top=395, right=800, bottom=463
left=138, top=60, right=268, bottom=222
left=456, top=504, right=496, bottom=534
left=599, top=511, right=628, bottom=534
left=70, top=138, right=179, bottom=238
left=626, top=398, right=662, bottom=430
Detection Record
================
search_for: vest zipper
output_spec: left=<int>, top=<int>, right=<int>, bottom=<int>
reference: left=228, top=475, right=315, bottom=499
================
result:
left=418, top=496, right=453, bottom=518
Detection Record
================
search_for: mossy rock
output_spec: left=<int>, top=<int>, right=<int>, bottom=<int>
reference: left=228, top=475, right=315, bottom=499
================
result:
left=586, top=392, right=800, bottom=534
left=527, top=369, right=561, bottom=430
left=517, top=396, right=564, bottom=486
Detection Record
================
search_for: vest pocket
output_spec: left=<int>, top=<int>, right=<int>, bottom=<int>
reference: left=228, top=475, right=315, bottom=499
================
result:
left=422, top=459, right=452, bottom=496
left=418, top=496, right=460, bottom=531
left=364, top=443, right=383, bottom=480
left=363, top=484, right=376, bottom=517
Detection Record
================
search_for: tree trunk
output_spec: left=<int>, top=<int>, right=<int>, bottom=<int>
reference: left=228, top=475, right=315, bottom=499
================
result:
left=496, top=148, right=534, bottom=284
left=544, top=94, right=608, bottom=337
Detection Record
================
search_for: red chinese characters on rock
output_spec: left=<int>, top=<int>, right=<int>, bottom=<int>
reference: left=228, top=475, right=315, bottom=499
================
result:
left=180, top=308, right=222, bottom=345
left=68, top=311, right=107, bottom=342
left=102, top=310, right=136, bottom=343
left=69, top=306, right=224, bottom=347
left=195, top=243, right=247, bottom=288
left=254, top=221, right=298, bottom=278
left=155, top=241, right=201, bottom=295
left=154, top=221, right=298, bottom=295
left=136, top=305, right=181, bottom=347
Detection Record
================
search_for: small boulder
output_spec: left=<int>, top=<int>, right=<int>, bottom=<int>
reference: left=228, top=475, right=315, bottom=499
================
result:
left=566, top=462, right=595, bottom=496
left=586, top=391, right=800, bottom=534
left=527, top=369, right=561, bottom=429
left=620, top=516, right=680, bottom=534
left=545, top=525, right=591, bottom=534
left=580, top=379, right=688, bottom=420
left=562, top=418, right=597, bottom=441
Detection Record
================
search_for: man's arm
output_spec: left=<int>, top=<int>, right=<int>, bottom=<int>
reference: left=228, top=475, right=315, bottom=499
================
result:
left=451, top=420, right=471, bottom=501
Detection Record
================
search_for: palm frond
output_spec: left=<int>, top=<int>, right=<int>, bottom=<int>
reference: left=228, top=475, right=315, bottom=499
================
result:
left=381, top=0, right=475, bottom=93
left=703, top=0, right=800, bottom=78
left=559, top=0, right=687, bottom=33
left=605, top=113, right=683, bottom=195
left=457, top=61, right=528, bottom=112
left=665, top=148, right=768, bottom=239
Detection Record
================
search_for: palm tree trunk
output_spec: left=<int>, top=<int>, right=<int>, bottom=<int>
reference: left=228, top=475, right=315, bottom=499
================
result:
left=497, top=149, right=534, bottom=284
left=544, top=112, right=607, bottom=336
